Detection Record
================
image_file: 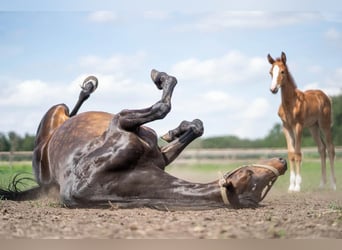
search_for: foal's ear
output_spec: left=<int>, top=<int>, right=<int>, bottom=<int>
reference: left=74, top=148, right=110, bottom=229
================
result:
left=267, top=54, right=275, bottom=64
left=281, top=51, right=287, bottom=64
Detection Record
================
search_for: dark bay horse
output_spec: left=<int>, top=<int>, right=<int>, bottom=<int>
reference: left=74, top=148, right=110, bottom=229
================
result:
left=1, top=70, right=287, bottom=209
left=267, top=52, right=336, bottom=192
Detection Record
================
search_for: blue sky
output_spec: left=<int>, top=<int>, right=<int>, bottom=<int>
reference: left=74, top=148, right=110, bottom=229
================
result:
left=0, top=1, right=342, bottom=139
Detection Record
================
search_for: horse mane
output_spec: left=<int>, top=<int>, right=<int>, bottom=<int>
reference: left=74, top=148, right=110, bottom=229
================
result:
left=275, top=57, right=298, bottom=89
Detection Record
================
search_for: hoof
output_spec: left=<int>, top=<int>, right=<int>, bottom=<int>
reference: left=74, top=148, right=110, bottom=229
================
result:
left=151, top=69, right=167, bottom=90
left=82, top=76, right=98, bottom=95
left=150, top=69, right=177, bottom=90
left=161, top=132, right=173, bottom=143
left=191, top=119, right=204, bottom=136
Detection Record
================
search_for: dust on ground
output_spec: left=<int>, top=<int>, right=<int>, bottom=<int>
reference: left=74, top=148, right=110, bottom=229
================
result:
left=0, top=191, right=341, bottom=239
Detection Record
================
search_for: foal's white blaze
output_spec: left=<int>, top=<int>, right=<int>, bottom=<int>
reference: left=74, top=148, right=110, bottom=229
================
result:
left=271, top=65, right=280, bottom=91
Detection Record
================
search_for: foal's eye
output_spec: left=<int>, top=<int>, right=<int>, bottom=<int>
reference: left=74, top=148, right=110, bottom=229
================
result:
left=281, top=70, right=285, bottom=74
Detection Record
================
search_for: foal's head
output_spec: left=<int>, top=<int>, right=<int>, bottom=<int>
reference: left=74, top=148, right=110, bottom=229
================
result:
left=267, top=51, right=289, bottom=94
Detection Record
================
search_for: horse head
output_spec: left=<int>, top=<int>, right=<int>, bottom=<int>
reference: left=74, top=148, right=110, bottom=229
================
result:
left=267, top=51, right=289, bottom=94
left=221, top=157, right=287, bottom=208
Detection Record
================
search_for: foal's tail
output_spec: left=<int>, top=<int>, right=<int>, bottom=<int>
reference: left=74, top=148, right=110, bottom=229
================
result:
left=0, top=173, right=45, bottom=201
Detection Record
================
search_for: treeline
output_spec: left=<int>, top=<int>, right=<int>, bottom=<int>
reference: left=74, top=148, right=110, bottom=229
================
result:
left=0, top=132, right=35, bottom=151
left=1, top=94, right=341, bottom=151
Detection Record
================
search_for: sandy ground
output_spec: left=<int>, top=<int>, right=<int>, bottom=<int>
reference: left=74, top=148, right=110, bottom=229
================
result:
left=0, top=190, right=341, bottom=239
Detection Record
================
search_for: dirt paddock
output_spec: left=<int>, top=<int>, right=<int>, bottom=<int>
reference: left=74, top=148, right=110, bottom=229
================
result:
left=0, top=190, right=341, bottom=239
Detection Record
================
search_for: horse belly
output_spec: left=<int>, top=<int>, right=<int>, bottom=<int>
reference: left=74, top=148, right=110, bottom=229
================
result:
left=47, top=112, right=114, bottom=181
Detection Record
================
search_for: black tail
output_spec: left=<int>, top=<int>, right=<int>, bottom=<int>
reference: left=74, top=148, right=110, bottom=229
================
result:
left=0, top=173, right=44, bottom=201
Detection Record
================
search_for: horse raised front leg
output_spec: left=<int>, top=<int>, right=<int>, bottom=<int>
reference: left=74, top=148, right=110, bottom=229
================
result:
left=117, top=69, right=177, bottom=131
left=160, top=119, right=204, bottom=166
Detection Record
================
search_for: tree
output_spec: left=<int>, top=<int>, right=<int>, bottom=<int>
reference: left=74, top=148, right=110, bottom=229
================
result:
left=0, top=133, right=10, bottom=151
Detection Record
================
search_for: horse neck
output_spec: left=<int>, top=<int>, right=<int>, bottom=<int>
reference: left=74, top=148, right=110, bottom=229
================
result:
left=280, top=72, right=298, bottom=108
left=128, top=168, right=225, bottom=209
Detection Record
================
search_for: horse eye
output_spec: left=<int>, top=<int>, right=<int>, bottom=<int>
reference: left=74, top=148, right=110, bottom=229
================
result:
left=281, top=70, right=285, bottom=74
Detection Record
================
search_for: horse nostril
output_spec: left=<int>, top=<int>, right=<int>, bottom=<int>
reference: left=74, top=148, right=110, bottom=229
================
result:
left=278, top=157, right=287, bottom=170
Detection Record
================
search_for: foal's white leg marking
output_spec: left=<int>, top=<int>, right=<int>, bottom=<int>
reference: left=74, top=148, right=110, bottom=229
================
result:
left=294, top=174, right=302, bottom=192
left=271, top=65, right=280, bottom=91
left=289, top=171, right=301, bottom=192
left=289, top=171, right=296, bottom=192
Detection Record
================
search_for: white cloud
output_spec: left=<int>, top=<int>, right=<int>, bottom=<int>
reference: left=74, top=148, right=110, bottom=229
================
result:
left=78, top=51, right=147, bottom=75
left=170, top=50, right=268, bottom=85
left=88, top=11, right=117, bottom=23
left=143, top=10, right=170, bottom=20
left=324, top=27, right=342, bottom=41
left=0, top=80, right=74, bottom=107
left=307, top=65, right=323, bottom=74
left=323, top=67, right=342, bottom=95
left=180, top=11, right=321, bottom=32
left=240, top=98, right=270, bottom=119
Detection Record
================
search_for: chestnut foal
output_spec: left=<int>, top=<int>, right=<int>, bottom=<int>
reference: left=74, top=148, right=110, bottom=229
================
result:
left=268, top=52, right=336, bottom=191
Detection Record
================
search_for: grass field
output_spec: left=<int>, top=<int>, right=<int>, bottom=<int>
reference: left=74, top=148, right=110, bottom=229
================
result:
left=0, top=162, right=37, bottom=190
left=0, top=159, right=341, bottom=192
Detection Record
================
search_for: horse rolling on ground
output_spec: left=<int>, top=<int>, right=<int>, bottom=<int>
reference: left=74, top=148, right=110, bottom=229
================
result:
left=0, top=69, right=287, bottom=210
left=267, top=52, right=336, bottom=192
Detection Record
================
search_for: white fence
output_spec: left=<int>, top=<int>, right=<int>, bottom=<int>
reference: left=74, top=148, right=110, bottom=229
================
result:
left=1, top=147, right=341, bottom=166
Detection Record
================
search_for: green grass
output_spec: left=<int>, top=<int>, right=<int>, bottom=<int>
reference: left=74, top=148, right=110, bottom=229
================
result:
left=0, top=163, right=36, bottom=189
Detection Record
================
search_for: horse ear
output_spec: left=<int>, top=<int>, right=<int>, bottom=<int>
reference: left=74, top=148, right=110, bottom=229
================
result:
left=281, top=51, right=287, bottom=64
left=267, top=54, right=275, bottom=64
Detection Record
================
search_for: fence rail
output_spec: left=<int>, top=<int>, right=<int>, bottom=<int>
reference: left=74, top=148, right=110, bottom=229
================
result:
left=1, top=147, right=342, bottom=166
left=171, top=147, right=342, bottom=164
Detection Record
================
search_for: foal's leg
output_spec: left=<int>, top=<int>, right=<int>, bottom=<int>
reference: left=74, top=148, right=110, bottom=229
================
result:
left=115, top=69, right=177, bottom=131
left=283, top=125, right=297, bottom=192
left=309, top=125, right=328, bottom=188
left=293, top=123, right=304, bottom=192
left=160, top=119, right=204, bottom=165
left=321, top=126, right=336, bottom=190
left=69, top=76, right=98, bottom=117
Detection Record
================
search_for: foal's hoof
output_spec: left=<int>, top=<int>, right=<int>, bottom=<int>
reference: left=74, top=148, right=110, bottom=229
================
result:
left=82, top=76, right=98, bottom=95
